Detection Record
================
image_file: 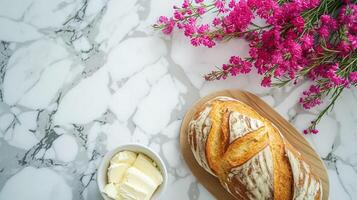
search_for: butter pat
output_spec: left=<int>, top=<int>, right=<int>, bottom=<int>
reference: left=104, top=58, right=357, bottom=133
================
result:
left=103, top=183, right=119, bottom=200
left=108, top=163, right=130, bottom=184
left=132, top=154, right=163, bottom=186
left=111, top=151, right=137, bottom=165
left=119, top=168, right=158, bottom=200
left=104, top=150, right=163, bottom=200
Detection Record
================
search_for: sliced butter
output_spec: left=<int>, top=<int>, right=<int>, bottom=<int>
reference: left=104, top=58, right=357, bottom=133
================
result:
left=103, top=183, right=119, bottom=199
left=108, top=163, right=130, bottom=184
left=119, top=167, right=158, bottom=200
left=110, top=150, right=137, bottom=165
left=132, top=154, right=163, bottom=186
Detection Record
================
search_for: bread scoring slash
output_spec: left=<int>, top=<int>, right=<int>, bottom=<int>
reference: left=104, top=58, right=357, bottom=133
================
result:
left=188, top=96, right=322, bottom=200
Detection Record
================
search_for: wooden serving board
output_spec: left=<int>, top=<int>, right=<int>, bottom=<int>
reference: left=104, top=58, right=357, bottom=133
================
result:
left=180, top=90, right=329, bottom=200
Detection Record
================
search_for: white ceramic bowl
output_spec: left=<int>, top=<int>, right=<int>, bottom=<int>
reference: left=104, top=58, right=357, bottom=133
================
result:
left=97, top=143, right=168, bottom=200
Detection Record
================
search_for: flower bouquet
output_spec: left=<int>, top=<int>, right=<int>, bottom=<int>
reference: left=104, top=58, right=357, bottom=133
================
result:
left=154, top=0, right=357, bottom=134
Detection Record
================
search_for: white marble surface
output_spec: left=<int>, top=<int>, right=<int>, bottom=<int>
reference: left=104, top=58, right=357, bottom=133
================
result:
left=0, top=0, right=356, bottom=199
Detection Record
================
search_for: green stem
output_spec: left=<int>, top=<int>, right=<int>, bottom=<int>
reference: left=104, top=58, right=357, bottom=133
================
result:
left=309, top=87, right=344, bottom=130
left=210, top=25, right=271, bottom=40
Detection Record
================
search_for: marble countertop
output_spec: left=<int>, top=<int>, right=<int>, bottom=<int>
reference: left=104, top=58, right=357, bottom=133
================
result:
left=0, top=0, right=356, bottom=199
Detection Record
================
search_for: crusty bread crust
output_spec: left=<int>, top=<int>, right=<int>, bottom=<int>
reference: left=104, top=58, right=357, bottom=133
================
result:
left=188, top=96, right=322, bottom=200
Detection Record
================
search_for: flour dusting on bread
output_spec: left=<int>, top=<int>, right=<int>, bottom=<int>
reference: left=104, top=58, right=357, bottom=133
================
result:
left=228, top=146, right=274, bottom=200
left=188, top=106, right=215, bottom=176
left=229, top=112, right=263, bottom=143
left=286, top=149, right=322, bottom=200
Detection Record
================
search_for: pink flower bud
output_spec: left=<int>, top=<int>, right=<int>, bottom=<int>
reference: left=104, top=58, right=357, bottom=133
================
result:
left=261, top=76, right=272, bottom=87
left=311, top=129, right=319, bottom=134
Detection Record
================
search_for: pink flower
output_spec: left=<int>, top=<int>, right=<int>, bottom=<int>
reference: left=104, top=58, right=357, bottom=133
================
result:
left=247, top=0, right=262, bottom=10
left=320, top=63, right=350, bottom=87
left=190, top=38, right=200, bottom=46
left=177, top=22, right=184, bottom=29
left=325, top=63, right=338, bottom=77
left=285, top=39, right=302, bottom=59
left=201, top=35, right=216, bottom=47
left=311, top=129, right=319, bottom=134
left=229, top=56, right=242, bottom=65
left=183, top=18, right=197, bottom=36
left=308, top=0, right=320, bottom=9
left=158, top=16, right=169, bottom=23
left=274, top=67, right=285, bottom=77
left=309, top=85, right=321, bottom=93
left=291, top=16, right=305, bottom=32
left=316, top=15, right=338, bottom=40
left=224, top=0, right=254, bottom=32
left=261, top=76, right=272, bottom=87
left=184, top=25, right=195, bottom=36
left=337, top=41, right=352, bottom=56
left=174, top=10, right=184, bottom=20
left=226, top=56, right=253, bottom=75
left=320, top=15, right=332, bottom=25
left=222, top=64, right=229, bottom=71
left=300, top=85, right=323, bottom=109
left=158, top=17, right=175, bottom=34
left=197, top=7, right=206, bottom=15
left=349, top=72, right=357, bottom=83
left=338, top=4, right=357, bottom=28
left=162, top=26, right=174, bottom=34
left=214, top=33, right=223, bottom=40
left=213, top=18, right=221, bottom=26
left=288, top=70, right=296, bottom=79
left=300, top=34, right=314, bottom=50
left=182, top=0, right=189, bottom=8
left=271, top=52, right=283, bottom=65
left=229, top=67, right=239, bottom=76
left=320, top=15, right=338, bottom=29
left=282, top=2, right=303, bottom=20
left=241, top=61, right=252, bottom=73
left=256, top=0, right=281, bottom=25
left=348, top=34, right=357, bottom=50
left=331, top=76, right=345, bottom=86
left=317, top=26, right=329, bottom=38
left=261, top=27, right=281, bottom=47
left=249, top=47, right=258, bottom=58
left=197, top=24, right=209, bottom=34
left=214, top=0, right=226, bottom=13
left=295, top=0, right=319, bottom=10
left=195, top=0, right=204, bottom=3
left=229, top=0, right=236, bottom=8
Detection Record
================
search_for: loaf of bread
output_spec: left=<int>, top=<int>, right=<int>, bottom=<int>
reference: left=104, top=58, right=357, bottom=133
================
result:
left=188, top=96, right=322, bottom=200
